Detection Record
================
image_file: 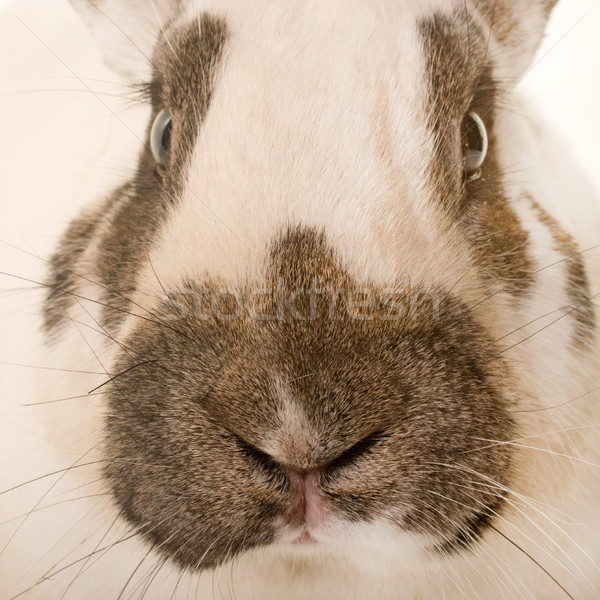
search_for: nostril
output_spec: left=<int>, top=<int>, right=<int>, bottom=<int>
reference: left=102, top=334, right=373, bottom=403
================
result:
left=235, top=431, right=383, bottom=478
left=235, top=437, right=280, bottom=472
left=283, top=466, right=322, bottom=488
left=327, top=431, right=384, bottom=473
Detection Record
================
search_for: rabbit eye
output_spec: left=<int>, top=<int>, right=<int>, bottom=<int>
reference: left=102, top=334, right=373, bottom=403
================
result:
left=462, top=111, right=488, bottom=178
left=150, top=109, right=173, bottom=166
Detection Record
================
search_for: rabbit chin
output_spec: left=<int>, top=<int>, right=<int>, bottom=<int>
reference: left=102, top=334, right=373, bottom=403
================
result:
left=206, top=522, right=440, bottom=597
left=275, top=517, right=435, bottom=561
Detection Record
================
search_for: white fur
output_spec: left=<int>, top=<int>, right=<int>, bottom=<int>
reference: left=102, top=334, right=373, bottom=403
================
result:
left=1, top=0, right=600, bottom=598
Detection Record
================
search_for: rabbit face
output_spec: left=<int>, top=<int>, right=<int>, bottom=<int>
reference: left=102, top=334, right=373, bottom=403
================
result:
left=40, top=0, right=598, bottom=592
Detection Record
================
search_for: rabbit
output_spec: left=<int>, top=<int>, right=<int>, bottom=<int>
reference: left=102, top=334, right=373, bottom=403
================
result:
left=1, top=0, right=599, bottom=598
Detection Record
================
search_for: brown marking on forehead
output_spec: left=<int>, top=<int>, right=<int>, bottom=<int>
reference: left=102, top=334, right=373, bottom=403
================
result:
left=43, top=15, right=229, bottom=334
left=529, top=197, right=596, bottom=347
left=420, top=11, right=534, bottom=295
left=106, top=227, right=515, bottom=569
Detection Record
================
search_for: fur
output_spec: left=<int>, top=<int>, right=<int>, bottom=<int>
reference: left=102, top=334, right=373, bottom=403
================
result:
left=1, top=0, right=599, bottom=598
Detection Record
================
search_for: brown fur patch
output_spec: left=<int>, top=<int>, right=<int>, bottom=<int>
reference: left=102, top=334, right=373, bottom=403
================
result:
left=44, top=15, right=229, bottom=333
left=105, top=227, right=515, bottom=569
left=529, top=197, right=596, bottom=346
left=462, top=148, right=534, bottom=294
left=43, top=199, right=114, bottom=332
left=152, top=14, right=229, bottom=191
left=419, top=10, right=485, bottom=204
left=420, top=11, right=534, bottom=295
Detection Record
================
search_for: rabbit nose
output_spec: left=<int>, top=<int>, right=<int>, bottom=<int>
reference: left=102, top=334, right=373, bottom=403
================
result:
left=283, top=465, right=326, bottom=529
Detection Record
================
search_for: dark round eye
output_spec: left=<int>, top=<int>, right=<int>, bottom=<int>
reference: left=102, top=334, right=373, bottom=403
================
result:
left=462, top=111, right=488, bottom=177
left=150, top=109, right=173, bottom=166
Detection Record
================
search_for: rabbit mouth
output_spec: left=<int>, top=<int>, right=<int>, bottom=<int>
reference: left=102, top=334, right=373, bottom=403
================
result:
left=100, top=226, right=515, bottom=572
left=291, top=530, right=318, bottom=545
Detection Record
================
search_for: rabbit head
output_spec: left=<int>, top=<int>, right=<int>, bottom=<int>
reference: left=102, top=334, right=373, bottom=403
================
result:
left=35, top=0, right=599, bottom=596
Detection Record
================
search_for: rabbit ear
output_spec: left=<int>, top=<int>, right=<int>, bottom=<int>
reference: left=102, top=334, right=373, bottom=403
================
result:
left=471, top=0, right=559, bottom=72
left=69, top=0, right=180, bottom=79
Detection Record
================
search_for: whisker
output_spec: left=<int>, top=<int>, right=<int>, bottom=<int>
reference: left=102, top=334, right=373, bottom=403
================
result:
left=13, top=14, right=157, bottom=171
left=284, top=372, right=318, bottom=384
left=0, top=88, right=142, bottom=101
left=470, top=241, right=600, bottom=312
left=36, top=503, right=181, bottom=593
left=499, top=494, right=599, bottom=583
left=447, top=477, right=583, bottom=528
left=491, top=302, right=582, bottom=345
left=0, top=493, right=109, bottom=526
left=428, top=484, right=580, bottom=598
left=58, top=510, right=124, bottom=600
left=87, top=359, right=159, bottom=394
left=1, top=239, right=192, bottom=339
left=495, top=292, right=600, bottom=356
left=489, top=525, right=575, bottom=600
left=534, top=241, right=600, bottom=276
left=22, top=390, right=103, bottom=406
left=409, top=499, right=490, bottom=596
left=9, top=529, right=143, bottom=600
left=447, top=478, right=597, bottom=587
left=0, top=285, right=43, bottom=294
left=0, top=461, right=105, bottom=497
left=116, top=544, right=159, bottom=600
left=0, top=269, right=191, bottom=341
left=0, top=453, right=183, bottom=499
left=146, top=253, right=203, bottom=345
left=430, top=462, right=600, bottom=588
left=1, top=442, right=103, bottom=556
left=113, top=512, right=186, bottom=600
left=73, top=296, right=141, bottom=357
left=16, top=495, right=111, bottom=585
left=45, top=309, right=138, bottom=357
left=513, top=385, right=600, bottom=414
left=169, top=567, right=187, bottom=600
left=86, top=2, right=157, bottom=70
left=149, top=0, right=176, bottom=56
left=469, top=437, right=600, bottom=470
left=0, top=361, right=105, bottom=375
left=136, top=556, right=170, bottom=600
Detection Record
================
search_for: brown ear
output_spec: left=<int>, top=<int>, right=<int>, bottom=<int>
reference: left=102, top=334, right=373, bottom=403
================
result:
left=470, top=0, right=560, bottom=74
left=69, top=0, right=180, bottom=79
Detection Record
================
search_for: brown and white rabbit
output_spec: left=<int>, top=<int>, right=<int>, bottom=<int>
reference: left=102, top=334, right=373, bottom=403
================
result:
left=1, top=0, right=599, bottom=598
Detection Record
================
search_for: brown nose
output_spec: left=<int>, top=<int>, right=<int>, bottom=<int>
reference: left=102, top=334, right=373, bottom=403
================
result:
left=283, top=466, right=326, bottom=528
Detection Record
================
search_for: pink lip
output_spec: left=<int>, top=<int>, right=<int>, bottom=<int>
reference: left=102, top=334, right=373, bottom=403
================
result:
left=292, top=529, right=317, bottom=545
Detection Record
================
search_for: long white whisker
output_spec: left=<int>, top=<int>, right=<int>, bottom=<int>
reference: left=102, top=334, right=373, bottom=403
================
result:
left=469, top=437, right=600, bottom=470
